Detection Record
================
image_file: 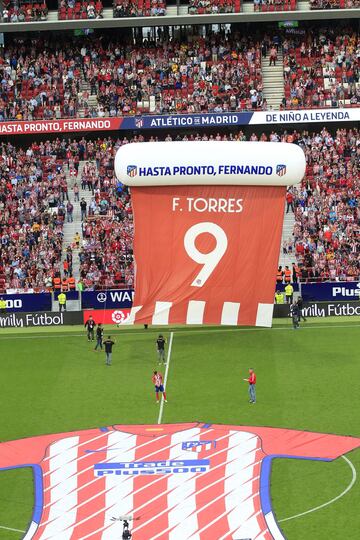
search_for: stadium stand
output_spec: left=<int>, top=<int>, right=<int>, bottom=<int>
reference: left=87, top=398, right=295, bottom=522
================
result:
left=1, top=127, right=358, bottom=292
left=309, top=0, right=359, bottom=8
left=84, top=33, right=264, bottom=115
left=113, top=0, right=166, bottom=17
left=58, top=0, right=103, bottom=20
left=1, top=0, right=48, bottom=22
left=188, top=0, right=241, bottom=14
left=0, top=27, right=358, bottom=121
left=0, top=142, right=66, bottom=292
left=0, top=38, right=82, bottom=121
left=283, top=28, right=360, bottom=109
left=291, top=127, right=359, bottom=281
left=0, top=32, right=264, bottom=120
left=254, top=0, right=297, bottom=12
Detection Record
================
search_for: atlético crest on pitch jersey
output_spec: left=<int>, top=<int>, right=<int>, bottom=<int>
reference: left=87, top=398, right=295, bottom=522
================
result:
left=182, top=440, right=216, bottom=452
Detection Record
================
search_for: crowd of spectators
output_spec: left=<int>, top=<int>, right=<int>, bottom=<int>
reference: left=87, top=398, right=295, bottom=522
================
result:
left=58, top=1, right=103, bottom=20
left=1, top=0, right=48, bottom=22
left=188, top=0, right=240, bottom=14
left=113, top=0, right=166, bottom=17
left=291, top=127, right=359, bottom=281
left=0, top=27, right=358, bottom=121
left=83, top=32, right=264, bottom=115
left=0, top=38, right=82, bottom=121
left=0, top=32, right=265, bottom=120
left=1, top=126, right=358, bottom=292
left=309, top=0, right=359, bottom=8
left=282, top=28, right=360, bottom=109
left=254, top=0, right=296, bottom=11
left=0, top=141, right=68, bottom=292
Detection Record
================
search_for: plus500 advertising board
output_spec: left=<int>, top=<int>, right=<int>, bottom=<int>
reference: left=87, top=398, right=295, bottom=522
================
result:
left=301, top=281, right=360, bottom=302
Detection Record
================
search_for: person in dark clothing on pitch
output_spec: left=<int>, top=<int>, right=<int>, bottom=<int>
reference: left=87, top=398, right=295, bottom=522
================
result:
left=297, top=296, right=307, bottom=322
left=104, top=336, right=115, bottom=365
left=94, top=323, right=104, bottom=350
left=156, top=334, right=167, bottom=364
left=290, top=302, right=300, bottom=329
left=85, top=315, right=96, bottom=341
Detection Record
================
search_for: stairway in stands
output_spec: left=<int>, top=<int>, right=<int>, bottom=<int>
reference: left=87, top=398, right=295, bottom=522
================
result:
left=279, top=203, right=296, bottom=269
left=61, top=161, right=93, bottom=283
left=261, top=50, right=285, bottom=110
left=78, top=76, right=99, bottom=118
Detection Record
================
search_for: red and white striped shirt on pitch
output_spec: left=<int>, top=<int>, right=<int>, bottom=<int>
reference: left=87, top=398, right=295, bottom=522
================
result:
left=152, top=373, right=163, bottom=386
left=0, top=422, right=359, bottom=540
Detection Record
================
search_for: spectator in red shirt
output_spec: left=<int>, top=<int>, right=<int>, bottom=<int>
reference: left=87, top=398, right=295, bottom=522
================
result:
left=244, top=368, right=257, bottom=404
left=286, top=191, right=294, bottom=213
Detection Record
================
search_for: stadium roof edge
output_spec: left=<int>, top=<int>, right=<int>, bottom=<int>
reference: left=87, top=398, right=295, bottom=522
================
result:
left=0, top=9, right=359, bottom=33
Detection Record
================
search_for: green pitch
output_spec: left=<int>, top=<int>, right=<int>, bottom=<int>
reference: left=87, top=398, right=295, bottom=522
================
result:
left=0, top=319, right=359, bottom=539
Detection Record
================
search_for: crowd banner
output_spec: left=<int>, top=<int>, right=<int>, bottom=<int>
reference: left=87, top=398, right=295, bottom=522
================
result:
left=300, top=281, right=360, bottom=302
left=0, top=108, right=358, bottom=136
left=0, top=311, right=83, bottom=329
left=0, top=292, right=51, bottom=313
left=81, top=289, right=134, bottom=310
left=115, top=141, right=306, bottom=327
left=274, top=301, right=360, bottom=318
left=83, top=309, right=131, bottom=325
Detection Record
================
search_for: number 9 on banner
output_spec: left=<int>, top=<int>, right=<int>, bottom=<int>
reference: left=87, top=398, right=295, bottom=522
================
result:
left=184, top=222, right=228, bottom=287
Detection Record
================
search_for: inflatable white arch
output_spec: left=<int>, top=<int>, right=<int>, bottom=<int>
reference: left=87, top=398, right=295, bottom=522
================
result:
left=115, top=141, right=306, bottom=187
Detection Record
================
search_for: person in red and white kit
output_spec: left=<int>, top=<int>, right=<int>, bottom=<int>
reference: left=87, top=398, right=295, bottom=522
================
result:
left=152, top=370, right=167, bottom=403
left=244, top=368, right=256, bottom=404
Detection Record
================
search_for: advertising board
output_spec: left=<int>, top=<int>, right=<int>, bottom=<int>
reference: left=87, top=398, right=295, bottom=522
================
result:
left=0, top=311, right=83, bottom=328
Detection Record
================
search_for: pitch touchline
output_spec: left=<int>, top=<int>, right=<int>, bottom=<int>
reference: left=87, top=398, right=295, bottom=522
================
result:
left=157, top=331, right=174, bottom=425
left=278, top=455, right=356, bottom=523
left=0, top=323, right=360, bottom=340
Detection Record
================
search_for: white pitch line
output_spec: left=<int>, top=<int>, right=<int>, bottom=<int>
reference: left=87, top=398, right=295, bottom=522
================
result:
left=0, top=525, right=25, bottom=533
left=157, top=331, right=174, bottom=425
left=278, top=455, right=356, bottom=523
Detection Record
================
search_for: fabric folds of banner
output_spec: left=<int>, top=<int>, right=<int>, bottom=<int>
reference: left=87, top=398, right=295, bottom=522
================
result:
left=130, top=185, right=285, bottom=326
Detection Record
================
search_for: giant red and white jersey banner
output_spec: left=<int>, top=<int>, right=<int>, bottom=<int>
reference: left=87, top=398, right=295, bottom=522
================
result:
left=0, top=422, right=359, bottom=540
left=116, top=141, right=306, bottom=327
left=130, top=185, right=284, bottom=326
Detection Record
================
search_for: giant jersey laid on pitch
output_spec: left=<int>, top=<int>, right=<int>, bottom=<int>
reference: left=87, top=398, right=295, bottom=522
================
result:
left=0, top=422, right=359, bottom=539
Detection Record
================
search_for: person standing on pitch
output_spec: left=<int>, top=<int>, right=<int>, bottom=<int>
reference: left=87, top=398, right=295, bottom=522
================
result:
left=104, top=336, right=115, bottom=365
left=84, top=315, right=96, bottom=341
left=243, top=368, right=256, bottom=403
left=94, top=323, right=104, bottom=351
left=152, top=371, right=167, bottom=403
left=297, top=296, right=307, bottom=322
left=156, top=334, right=167, bottom=364
left=290, top=302, right=300, bottom=329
